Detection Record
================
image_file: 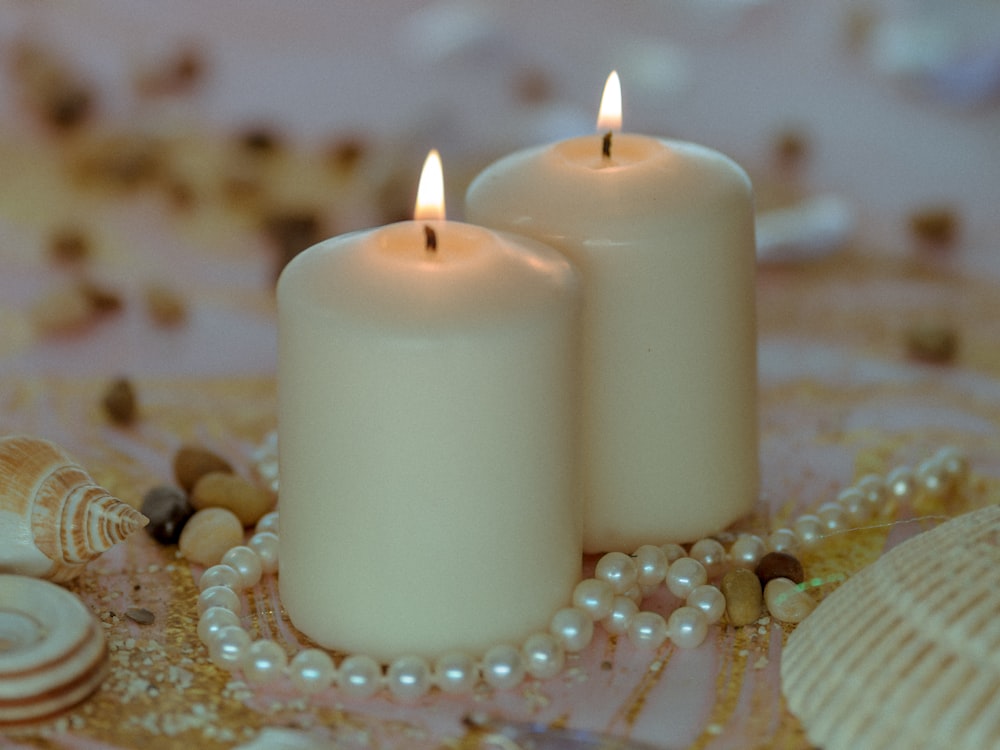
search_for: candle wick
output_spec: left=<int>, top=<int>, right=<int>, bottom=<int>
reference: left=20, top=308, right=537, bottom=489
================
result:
left=424, top=224, right=438, bottom=253
left=602, top=131, right=613, bottom=159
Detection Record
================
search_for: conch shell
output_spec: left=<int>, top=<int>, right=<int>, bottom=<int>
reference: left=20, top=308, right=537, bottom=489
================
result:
left=781, top=504, right=1000, bottom=750
left=0, top=435, right=148, bottom=581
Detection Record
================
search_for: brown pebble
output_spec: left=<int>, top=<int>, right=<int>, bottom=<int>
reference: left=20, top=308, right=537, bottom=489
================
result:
left=145, top=283, right=188, bottom=327
left=190, top=471, right=274, bottom=527
left=78, top=279, right=124, bottom=315
left=238, top=126, right=282, bottom=156
left=173, top=445, right=233, bottom=493
left=756, top=551, right=805, bottom=588
left=721, top=568, right=763, bottom=627
left=102, top=377, right=138, bottom=426
left=134, top=44, right=206, bottom=97
left=49, top=227, right=91, bottom=264
left=905, top=321, right=958, bottom=364
left=325, top=136, right=367, bottom=176
left=124, top=607, right=155, bottom=625
left=178, top=507, right=244, bottom=566
left=764, top=577, right=817, bottom=623
left=773, top=128, right=809, bottom=171
left=909, top=206, right=959, bottom=247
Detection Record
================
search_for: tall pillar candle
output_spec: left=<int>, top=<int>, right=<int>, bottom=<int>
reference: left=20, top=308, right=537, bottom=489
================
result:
left=466, top=74, right=758, bottom=553
left=277, top=152, right=582, bottom=661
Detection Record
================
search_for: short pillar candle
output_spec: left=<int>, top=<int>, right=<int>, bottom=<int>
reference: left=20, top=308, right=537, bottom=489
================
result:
left=466, top=74, right=758, bottom=552
left=277, top=152, right=582, bottom=661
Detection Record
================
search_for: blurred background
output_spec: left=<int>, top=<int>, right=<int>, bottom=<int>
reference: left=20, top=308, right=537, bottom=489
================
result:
left=1, top=0, right=998, bottom=374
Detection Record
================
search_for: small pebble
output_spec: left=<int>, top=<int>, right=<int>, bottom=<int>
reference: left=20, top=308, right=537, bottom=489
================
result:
left=773, top=127, right=809, bottom=170
left=720, top=568, right=763, bottom=627
left=905, top=321, right=958, bottom=364
left=238, top=126, right=282, bottom=156
left=755, top=551, right=805, bottom=587
left=78, top=279, right=124, bottom=315
left=124, top=607, right=155, bottom=625
left=764, top=577, right=817, bottom=624
left=178, top=507, right=244, bottom=566
left=141, top=485, right=195, bottom=545
left=325, top=135, right=367, bottom=175
left=173, top=445, right=233, bottom=492
left=101, top=377, right=138, bottom=426
left=190, top=471, right=274, bottom=527
left=145, top=283, right=188, bottom=327
left=909, top=206, right=959, bottom=247
left=48, top=227, right=90, bottom=264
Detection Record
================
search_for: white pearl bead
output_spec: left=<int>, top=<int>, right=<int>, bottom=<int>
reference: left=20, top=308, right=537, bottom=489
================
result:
left=689, top=538, right=726, bottom=576
left=482, top=644, right=525, bottom=690
left=666, top=557, right=707, bottom=599
left=433, top=652, right=478, bottom=694
left=855, top=473, right=887, bottom=513
left=199, top=564, right=241, bottom=592
left=550, top=607, right=594, bottom=652
left=289, top=648, right=336, bottom=694
left=668, top=606, right=709, bottom=649
left=209, top=625, right=251, bottom=670
left=793, top=514, right=824, bottom=546
left=602, top=595, right=638, bottom=637
left=836, top=487, right=869, bottom=525
left=595, top=552, right=638, bottom=594
left=916, top=457, right=949, bottom=499
left=338, top=654, right=383, bottom=698
left=197, top=606, right=241, bottom=646
left=816, top=501, right=846, bottom=532
left=255, top=511, right=279, bottom=535
left=572, top=578, right=614, bottom=621
left=242, top=639, right=288, bottom=684
left=221, top=546, right=263, bottom=589
left=628, top=611, right=668, bottom=650
left=935, top=446, right=968, bottom=485
left=197, top=585, right=242, bottom=615
left=248, top=531, right=280, bottom=575
left=660, top=543, right=686, bottom=564
left=633, top=544, right=668, bottom=590
left=686, top=584, right=725, bottom=625
left=767, top=528, right=800, bottom=554
left=387, top=656, right=432, bottom=701
left=729, top=534, right=766, bottom=569
left=886, top=466, right=916, bottom=502
left=522, top=633, right=565, bottom=680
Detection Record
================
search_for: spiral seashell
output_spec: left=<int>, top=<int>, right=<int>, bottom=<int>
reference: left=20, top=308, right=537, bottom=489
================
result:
left=0, top=435, right=148, bottom=582
left=781, top=505, right=1000, bottom=750
left=0, top=574, right=108, bottom=722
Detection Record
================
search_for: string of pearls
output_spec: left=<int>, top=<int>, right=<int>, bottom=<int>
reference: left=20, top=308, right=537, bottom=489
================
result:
left=194, top=443, right=967, bottom=701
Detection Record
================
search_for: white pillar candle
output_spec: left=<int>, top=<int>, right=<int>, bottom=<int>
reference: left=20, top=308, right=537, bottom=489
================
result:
left=277, top=152, right=582, bottom=661
left=466, top=74, right=758, bottom=552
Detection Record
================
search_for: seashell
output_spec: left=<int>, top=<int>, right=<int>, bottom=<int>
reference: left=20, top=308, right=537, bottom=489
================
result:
left=0, top=435, right=148, bottom=582
left=781, top=505, right=1000, bottom=750
left=0, top=574, right=108, bottom=722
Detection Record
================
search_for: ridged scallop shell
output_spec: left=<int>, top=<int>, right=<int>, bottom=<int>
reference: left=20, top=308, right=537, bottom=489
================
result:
left=781, top=504, right=1000, bottom=750
left=0, top=574, right=108, bottom=722
left=0, top=435, right=148, bottom=582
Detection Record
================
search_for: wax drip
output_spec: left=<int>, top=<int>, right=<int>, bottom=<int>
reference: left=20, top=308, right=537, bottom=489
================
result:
left=424, top=225, right=437, bottom=253
left=602, top=131, right=613, bottom=159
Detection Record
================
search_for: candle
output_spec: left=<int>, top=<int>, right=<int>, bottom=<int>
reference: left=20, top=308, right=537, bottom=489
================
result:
left=277, top=151, right=582, bottom=661
left=466, top=73, right=758, bottom=553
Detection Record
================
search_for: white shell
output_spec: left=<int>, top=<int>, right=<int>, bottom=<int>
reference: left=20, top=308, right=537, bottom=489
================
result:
left=781, top=505, right=1000, bottom=750
left=0, top=574, right=108, bottom=722
left=0, top=435, right=148, bottom=581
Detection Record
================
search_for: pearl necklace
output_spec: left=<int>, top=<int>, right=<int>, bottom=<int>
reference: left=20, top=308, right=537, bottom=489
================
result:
left=194, top=443, right=968, bottom=700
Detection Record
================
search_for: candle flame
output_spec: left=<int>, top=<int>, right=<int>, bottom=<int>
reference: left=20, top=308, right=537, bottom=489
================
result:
left=414, top=149, right=446, bottom=221
left=596, top=70, right=622, bottom=132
